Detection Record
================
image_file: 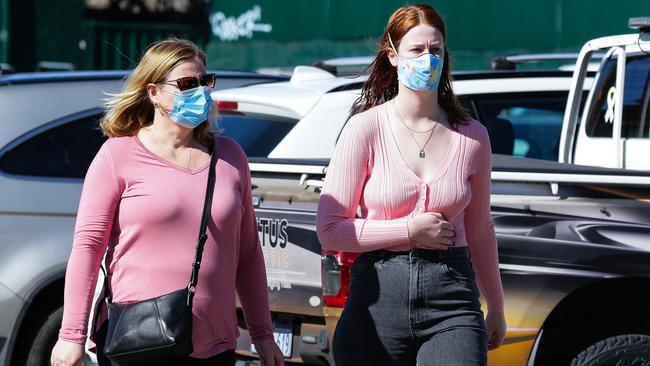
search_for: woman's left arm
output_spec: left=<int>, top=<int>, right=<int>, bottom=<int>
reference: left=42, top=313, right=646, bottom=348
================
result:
left=464, top=127, right=504, bottom=313
left=464, top=125, right=506, bottom=348
left=235, top=161, right=274, bottom=343
left=235, top=160, right=284, bottom=365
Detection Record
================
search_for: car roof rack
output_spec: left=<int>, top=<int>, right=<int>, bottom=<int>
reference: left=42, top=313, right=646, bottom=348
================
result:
left=491, top=52, right=605, bottom=70
left=0, top=70, right=287, bottom=87
left=629, top=17, right=650, bottom=33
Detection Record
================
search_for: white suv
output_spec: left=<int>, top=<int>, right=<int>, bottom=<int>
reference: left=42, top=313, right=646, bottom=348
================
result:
left=214, top=65, right=593, bottom=162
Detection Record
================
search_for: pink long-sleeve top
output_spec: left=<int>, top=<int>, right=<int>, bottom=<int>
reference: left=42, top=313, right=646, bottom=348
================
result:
left=59, top=135, right=273, bottom=358
left=316, top=103, right=504, bottom=313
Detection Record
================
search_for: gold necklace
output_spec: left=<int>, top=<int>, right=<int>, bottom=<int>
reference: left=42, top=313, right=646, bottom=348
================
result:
left=186, top=144, right=193, bottom=170
left=145, top=127, right=195, bottom=169
left=392, top=100, right=438, bottom=158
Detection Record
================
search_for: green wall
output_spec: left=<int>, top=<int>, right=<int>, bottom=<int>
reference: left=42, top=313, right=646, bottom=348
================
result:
left=206, top=0, right=650, bottom=71
left=3, top=0, right=85, bottom=71
left=1, top=0, right=649, bottom=72
left=33, top=0, right=86, bottom=70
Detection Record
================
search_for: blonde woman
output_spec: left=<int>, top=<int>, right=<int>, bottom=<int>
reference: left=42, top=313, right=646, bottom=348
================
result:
left=50, top=39, right=284, bottom=366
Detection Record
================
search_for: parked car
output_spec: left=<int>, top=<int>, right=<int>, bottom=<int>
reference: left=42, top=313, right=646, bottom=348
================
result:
left=1, top=63, right=582, bottom=366
left=560, top=17, right=650, bottom=170
left=213, top=64, right=650, bottom=365
left=2, top=54, right=649, bottom=366
left=0, top=70, right=288, bottom=366
left=217, top=65, right=593, bottom=162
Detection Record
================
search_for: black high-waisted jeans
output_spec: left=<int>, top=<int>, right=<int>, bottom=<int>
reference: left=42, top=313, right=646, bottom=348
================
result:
left=333, top=246, right=487, bottom=366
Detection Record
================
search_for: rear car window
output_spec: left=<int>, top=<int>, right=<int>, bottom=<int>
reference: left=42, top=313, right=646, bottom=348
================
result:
left=0, top=113, right=106, bottom=178
left=470, top=92, right=568, bottom=161
left=218, top=113, right=296, bottom=157
left=585, top=54, right=650, bottom=139
left=621, top=54, right=650, bottom=138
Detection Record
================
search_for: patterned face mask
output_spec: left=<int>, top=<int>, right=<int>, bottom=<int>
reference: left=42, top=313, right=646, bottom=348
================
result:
left=389, top=34, right=444, bottom=92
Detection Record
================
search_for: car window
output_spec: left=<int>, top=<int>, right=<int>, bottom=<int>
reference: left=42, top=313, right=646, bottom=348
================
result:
left=585, top=57, right=616, bottom=138
left=472, top=92, right=567, bottom=161
left=0, top=113, right=106, bottom=178
left=218, top=113, right=297, bottom=157
left=585, top=54, right=650, bottom=139
left=0, top=111, right=296, bottom=179
left=621, top=54, right=650, bottom=138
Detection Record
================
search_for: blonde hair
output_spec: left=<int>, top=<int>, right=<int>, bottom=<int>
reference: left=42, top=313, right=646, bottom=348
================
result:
left=100, top=38, right=215, bottom=146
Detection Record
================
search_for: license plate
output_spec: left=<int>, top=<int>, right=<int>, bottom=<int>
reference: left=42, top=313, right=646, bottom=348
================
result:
left=250, top=321, right=293, bottom=358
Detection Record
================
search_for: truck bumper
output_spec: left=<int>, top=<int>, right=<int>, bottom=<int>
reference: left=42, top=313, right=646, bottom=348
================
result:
left=236, top=318, right=333, bottom=365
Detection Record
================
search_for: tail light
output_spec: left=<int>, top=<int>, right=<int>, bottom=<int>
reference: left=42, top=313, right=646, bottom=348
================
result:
left=216, top=100, right=238, bottom=110
left=321, top=250, right=358, bottom=308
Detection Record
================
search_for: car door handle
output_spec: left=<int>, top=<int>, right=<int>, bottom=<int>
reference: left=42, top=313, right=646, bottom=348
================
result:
left=299, top=173, right=324, bottom=190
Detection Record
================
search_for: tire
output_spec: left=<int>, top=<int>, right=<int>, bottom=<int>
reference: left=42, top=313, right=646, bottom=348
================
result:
left=25, top=306, right=63, bottom=366
left=570, top=334, right=650, bottom=366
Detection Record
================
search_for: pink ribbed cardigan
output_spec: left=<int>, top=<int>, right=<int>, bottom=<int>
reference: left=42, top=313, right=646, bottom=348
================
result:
left=317, top=103, right=504, bottom=312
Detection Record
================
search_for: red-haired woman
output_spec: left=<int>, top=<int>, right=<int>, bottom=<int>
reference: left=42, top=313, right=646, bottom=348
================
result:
left=316, top=4, right=506, bottom=365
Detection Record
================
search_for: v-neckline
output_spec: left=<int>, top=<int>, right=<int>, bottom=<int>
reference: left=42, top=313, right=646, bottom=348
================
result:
left=133, top=135, right=212, bottom=175
left=381, top=103, right=458, bottom=185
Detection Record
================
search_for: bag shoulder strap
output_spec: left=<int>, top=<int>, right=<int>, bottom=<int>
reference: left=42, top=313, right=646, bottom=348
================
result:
left=187, top=147, right=217, bottom=305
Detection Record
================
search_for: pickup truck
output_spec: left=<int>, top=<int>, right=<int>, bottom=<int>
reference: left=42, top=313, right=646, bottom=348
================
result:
left=560, top=17, right=650, bottom=170
left=242, top=154, right=650, bottom=366
left=217, top=19, right=650, bottom=366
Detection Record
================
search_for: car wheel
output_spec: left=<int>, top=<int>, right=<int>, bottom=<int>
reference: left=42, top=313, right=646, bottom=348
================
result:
left=25, top=306, right=62, bottom=366
left=570, top=334, right=650, bottom=366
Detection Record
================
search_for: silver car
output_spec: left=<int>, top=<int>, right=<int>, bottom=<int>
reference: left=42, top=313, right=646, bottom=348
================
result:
left=0, top=70, right=286, bottom=366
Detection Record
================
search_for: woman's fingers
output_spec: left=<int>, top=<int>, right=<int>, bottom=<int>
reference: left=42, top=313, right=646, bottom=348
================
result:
left=419, top=238, right=453, bottom=250
left=439, top=221, right=455, bottom=230
left=439, top=228, right=455, bottom=238
left=409, top=212, right=457, bottom=247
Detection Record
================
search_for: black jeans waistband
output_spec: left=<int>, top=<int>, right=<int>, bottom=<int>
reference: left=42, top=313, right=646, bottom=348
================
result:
left=361, top=246, right=470, bottom=262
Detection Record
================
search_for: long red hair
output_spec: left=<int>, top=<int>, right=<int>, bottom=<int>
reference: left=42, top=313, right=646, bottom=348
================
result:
left=349, top=4, right=469, bottom=126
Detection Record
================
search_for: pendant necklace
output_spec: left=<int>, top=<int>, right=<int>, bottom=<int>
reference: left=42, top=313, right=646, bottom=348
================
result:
left=392, top=99, right=438, bottom=158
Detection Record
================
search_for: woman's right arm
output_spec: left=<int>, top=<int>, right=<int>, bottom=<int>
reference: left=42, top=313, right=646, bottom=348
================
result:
left=56, top=142, right=123, bottom=346
left=316, top=116, right=411, bottom=252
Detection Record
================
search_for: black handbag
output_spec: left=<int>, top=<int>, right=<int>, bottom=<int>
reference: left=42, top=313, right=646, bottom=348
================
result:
left=100, top=149, right=216, bottom=366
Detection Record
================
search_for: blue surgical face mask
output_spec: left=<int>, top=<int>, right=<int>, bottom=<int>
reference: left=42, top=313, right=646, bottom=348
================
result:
left=160, top=86, right=213, bottom=129
left=389, top=34, right=444, bottom=92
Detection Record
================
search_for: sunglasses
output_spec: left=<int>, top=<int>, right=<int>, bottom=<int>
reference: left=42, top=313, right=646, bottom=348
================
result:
left=158, top=73, right=216, bottom=91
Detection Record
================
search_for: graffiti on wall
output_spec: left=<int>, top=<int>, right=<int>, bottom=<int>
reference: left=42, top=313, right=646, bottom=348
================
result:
left=210, top=5, right=272, bottom=42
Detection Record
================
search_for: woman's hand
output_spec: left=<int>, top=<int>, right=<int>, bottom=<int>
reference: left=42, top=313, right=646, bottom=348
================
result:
left=255, top=339, right=285, bottom=366
left=486, top=311, right=507, bottom=350
left=50, top=339, right=84, bottom=366
left=408, top=212, right=455, bottom=250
